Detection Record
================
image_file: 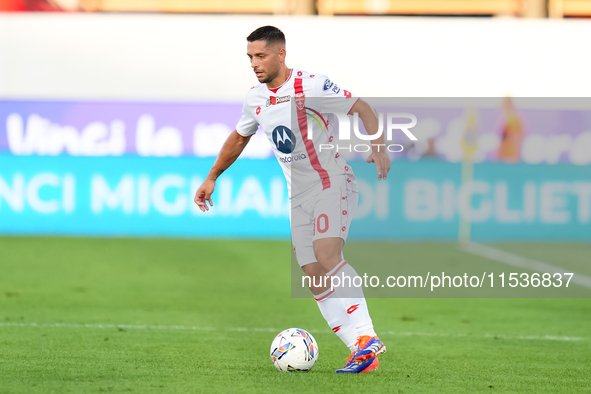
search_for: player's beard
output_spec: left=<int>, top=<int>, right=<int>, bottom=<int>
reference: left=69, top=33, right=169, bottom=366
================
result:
left=259, top=64, right=280, bottom=85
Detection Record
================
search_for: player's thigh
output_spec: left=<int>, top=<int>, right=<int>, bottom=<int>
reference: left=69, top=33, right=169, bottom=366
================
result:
left=312, top=188, right=359, bottom=270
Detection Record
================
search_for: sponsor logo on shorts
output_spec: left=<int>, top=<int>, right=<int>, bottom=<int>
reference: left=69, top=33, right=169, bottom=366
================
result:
left=323, top=79, right=333, bottom=91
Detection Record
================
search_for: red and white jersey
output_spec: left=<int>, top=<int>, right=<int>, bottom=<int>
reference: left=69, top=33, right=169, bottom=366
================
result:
left=236, top=69, right=359, bottom=206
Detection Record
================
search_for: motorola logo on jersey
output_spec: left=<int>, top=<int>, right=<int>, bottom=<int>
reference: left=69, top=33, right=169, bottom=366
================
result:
left=272, top=126, right=296, bottom=154
left=279, top=153, right=307, bottom=163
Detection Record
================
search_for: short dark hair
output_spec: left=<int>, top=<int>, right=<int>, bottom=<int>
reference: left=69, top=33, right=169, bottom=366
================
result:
left=247, top=26, right=285, bottom=46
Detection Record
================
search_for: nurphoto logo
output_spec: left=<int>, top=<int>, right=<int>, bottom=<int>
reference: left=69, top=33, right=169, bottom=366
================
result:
left=312, top=111, right=418, bottom=153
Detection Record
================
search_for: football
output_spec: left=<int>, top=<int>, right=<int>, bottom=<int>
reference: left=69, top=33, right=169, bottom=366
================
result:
left=270, top=328, right=319, bottom=372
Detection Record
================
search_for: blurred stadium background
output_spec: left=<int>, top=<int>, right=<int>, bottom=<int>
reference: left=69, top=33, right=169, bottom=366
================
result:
left=1, top=8, right=590, bottom=239
left=3, top=0, right=591, bottom=17
left=1, top=1, right=590, bottom=393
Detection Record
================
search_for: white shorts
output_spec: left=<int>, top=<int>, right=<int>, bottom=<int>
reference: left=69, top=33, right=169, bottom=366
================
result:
left=291, top=183, right=359, bottom=267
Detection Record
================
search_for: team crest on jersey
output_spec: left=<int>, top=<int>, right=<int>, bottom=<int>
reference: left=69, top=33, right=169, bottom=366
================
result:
left=295, top=92, right=305, bottom=111
left=272, top=126, right=296, bottom=154
left=266, top=95, right=290, bottom=107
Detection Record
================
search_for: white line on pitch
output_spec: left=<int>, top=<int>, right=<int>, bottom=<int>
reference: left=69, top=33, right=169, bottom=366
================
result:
left=0, top=322, right=586, bottom=342
left=461, top=242, right=591, bottom=289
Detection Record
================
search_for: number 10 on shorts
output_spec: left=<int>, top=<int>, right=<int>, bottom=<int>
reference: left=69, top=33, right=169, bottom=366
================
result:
left=314, top=214, right=329, bottom=235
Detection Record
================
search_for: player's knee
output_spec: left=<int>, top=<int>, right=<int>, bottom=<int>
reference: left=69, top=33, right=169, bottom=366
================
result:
left=313, top=238, right=344, bottom=269
left=301, top=262, right=330, bottom=293
left=301, top=262, right=325, bottom=278
left=313, top=249, right=341, bottom=269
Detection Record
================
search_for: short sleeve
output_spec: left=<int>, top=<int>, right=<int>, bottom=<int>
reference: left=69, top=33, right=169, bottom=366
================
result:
left=236, top=98, right=259, bottom=137
left=313, top=75, right=359, bottom=115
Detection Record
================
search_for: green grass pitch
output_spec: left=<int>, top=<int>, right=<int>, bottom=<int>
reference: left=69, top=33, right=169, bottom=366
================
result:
left=1, top=236, right=590, bottom=393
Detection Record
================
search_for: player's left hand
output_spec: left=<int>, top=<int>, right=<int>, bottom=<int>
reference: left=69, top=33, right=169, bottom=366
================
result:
left=366, top=151, right=391, bottom=180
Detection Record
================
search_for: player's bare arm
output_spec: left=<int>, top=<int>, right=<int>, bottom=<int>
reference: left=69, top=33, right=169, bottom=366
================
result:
left=350, top=99, right=391, bottom=180
left=194, top=131, right=252, bottom=212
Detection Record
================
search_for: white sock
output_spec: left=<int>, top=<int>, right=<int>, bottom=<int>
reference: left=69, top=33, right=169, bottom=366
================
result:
left=314, top=287, right=359, bottom=351
left=328, top=261, right=377, bottom=337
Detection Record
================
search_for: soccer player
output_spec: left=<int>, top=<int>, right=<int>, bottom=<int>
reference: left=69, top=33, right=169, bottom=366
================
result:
left=194, top=26, right=390, bottom=373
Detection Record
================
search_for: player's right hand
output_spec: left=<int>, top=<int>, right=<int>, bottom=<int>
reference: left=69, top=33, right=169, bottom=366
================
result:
left=194, top=179, right=216, bottom=212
